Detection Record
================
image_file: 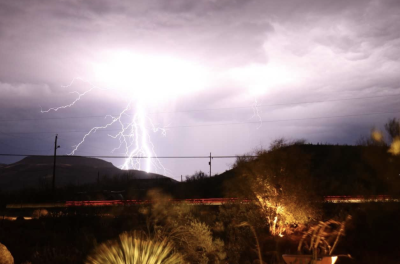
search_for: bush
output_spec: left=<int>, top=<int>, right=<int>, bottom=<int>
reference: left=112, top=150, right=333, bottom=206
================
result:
left=229, top=140, right=321, bottom=236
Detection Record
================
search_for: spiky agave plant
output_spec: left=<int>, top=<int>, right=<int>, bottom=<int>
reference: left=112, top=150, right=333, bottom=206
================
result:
left=85, top=231, right=183, bottom=264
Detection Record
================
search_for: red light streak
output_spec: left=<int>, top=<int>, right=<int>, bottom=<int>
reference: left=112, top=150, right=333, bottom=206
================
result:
left=6, top=195, right=399, bottom=209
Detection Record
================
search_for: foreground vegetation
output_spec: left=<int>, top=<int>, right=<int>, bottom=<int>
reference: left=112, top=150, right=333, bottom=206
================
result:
left=0, top=118, right=399, bottom=263
left=1, top=202, right=400, bottom=264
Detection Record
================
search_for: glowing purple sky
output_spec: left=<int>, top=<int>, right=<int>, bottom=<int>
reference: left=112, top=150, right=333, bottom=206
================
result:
left=0, top=0, right=399, bottom=179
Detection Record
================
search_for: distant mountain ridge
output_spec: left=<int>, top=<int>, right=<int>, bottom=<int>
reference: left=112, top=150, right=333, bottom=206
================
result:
left=15, top=156, right=116, bottom=167
left=0, top=156, right=173, bottom=191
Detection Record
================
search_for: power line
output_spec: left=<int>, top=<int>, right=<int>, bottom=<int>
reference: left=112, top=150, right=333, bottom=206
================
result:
left=0, top=93, right=399, bottom=123
left=0, top=154, right=245, bottom=159
left=159, top=93, right=400, bottom=114
left=0, top=109, right=398, bottom=135
left=160, top=110, right=400, bottom=128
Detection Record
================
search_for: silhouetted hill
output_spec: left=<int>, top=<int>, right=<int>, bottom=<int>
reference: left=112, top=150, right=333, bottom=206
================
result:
left=173, top=144, right=400, bottom=198
left=0, top=156, right=173, bottom=191
left=295, top=144, right=400, bottom=195
left=172, top=169, right=237, bottom=199
left=16, top=156, right=116, bottom=167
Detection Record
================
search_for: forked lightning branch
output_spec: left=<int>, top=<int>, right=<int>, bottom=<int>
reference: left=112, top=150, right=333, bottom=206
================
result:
left=40, top=53, right=210, bottom=175
left=41, top=79, right=167, bottom=174
left=39, top=53, right=263, bottom=175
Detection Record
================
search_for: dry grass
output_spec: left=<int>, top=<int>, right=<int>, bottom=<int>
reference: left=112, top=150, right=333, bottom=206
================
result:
left=298, top=215, right=351, bottom=257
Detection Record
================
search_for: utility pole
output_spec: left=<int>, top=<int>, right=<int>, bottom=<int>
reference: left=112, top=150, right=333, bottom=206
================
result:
left=208, top=152, right=213, bottom=177
left=52, top=134, right=60, bottom=200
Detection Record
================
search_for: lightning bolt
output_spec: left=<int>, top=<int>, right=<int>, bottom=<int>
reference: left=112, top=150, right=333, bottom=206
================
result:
left=40, top=78, right=96, bottom=113
left=41, top=79, right=168, bottom=175
left=251, top=97, right=262, bottom=129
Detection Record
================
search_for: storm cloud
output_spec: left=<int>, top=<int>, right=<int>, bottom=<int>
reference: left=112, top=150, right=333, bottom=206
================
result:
left=0, top=0, right=399, bottom=178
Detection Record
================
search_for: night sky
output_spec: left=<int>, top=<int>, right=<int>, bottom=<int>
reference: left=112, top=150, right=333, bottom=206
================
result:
left=0, top=0, right=399, bottom=179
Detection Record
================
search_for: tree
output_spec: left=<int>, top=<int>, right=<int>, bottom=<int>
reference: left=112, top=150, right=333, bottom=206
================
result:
left=185, top=171, right=207, bottom=182
left=228, top=139, right=321, bottom=236
left=385, top=118, right=400, bottom=156
left=385, top=118, right=400, bottom=142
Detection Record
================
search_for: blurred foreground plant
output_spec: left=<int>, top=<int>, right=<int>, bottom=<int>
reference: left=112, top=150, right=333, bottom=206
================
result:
left=85, top=231, right=183, bottom=264
left=0, top=243, right=14, bottom=264
left=298, top=216, right=352, bottom=259
left=388, top=137, right=400, bottom=155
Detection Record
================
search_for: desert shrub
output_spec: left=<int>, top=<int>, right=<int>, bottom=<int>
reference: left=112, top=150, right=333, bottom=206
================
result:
left=0, top=243, right=14, bottom=264
left=85, top=231, right=183, bottom=264
left=144, top=189, right=192, bottom=226
left=228, top=140, right=321, bottom=236
left=142, top=189, right=226, bottom=264
left=175, top=220, right=226, bottom=264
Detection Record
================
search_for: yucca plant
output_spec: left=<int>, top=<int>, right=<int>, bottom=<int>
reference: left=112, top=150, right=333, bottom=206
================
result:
left=85, top=231, right=183, bottom=264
